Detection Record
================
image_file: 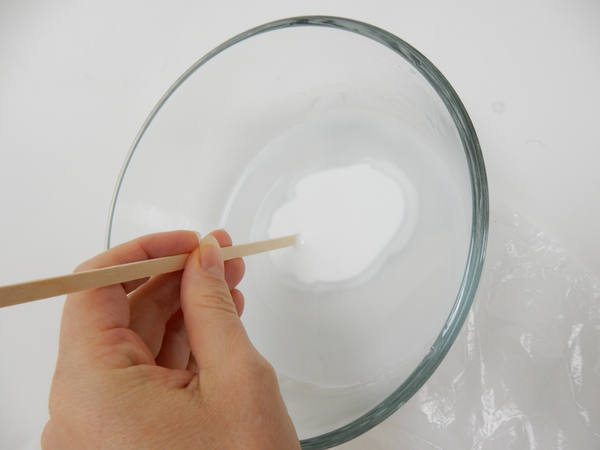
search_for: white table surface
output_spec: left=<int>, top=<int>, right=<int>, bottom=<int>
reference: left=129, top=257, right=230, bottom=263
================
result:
left=1, top=1, right=599, bottom=449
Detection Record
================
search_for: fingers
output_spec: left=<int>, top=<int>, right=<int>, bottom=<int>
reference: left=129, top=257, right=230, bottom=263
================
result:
left=154, top=309, right=190, bottom=370
left=127, top=230, right=245, bottom=358
left=77, top=230, right=201, bottom=294
left=127, top=271, right=183, bottom=357
left=59, top=228, right=248, bottom=373
left=231, top=289, right=245, bottom=317
left=181, top=235, right=252, bottom=371
left=61, top=231, right=200, bottom=343
left=136, top=282, right=244, bottom=370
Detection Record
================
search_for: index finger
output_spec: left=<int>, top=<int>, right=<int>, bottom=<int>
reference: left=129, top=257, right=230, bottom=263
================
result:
left=62, top=230, right=200, bottom=337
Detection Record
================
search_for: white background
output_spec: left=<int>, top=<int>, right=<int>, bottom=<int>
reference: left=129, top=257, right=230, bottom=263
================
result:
left=1, top=0, right=599, bottom=449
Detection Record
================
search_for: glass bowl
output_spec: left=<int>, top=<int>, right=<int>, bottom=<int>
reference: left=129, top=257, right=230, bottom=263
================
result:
left=107, top=16, right=488, bottom=449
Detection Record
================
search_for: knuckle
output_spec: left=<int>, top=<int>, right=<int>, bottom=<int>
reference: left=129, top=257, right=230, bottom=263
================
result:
left=242, top=351, right=278, bottom=382
left=255, top=357, right=278, bottom=381
left=154, top=294, right=175, bottom=320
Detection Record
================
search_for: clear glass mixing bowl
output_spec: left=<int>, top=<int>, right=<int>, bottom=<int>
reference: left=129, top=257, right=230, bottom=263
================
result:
left=107, top=16, right=488, bottom=449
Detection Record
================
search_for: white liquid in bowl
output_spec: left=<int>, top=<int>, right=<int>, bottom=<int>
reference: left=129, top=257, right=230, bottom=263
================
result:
left=267, top=163, right=413, bottom=285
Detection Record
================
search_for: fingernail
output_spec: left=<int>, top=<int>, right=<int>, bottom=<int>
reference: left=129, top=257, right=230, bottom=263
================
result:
left=200, top=235, right=225, bottom=279
left=193, top=231, right=202, bottom=245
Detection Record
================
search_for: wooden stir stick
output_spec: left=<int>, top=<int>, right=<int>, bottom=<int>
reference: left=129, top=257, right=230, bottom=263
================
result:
left=0, top=235, right=296, bottom=309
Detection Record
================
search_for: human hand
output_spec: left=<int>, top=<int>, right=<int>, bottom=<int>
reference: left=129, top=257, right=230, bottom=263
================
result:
left=41, top=230, right=300, bottom=450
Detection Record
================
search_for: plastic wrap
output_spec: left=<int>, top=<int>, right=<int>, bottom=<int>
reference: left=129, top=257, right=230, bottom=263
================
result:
left=337, top=206, right=600, bottom=449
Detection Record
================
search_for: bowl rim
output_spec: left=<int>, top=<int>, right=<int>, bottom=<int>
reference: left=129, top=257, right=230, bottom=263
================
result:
left=106, top=16, right=489, bottom=449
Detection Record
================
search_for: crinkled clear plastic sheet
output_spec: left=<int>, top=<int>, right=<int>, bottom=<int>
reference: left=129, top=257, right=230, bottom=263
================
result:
left=337, top=206, right=600, bottom=449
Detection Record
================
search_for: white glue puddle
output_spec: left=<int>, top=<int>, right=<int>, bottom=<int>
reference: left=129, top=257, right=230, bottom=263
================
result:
left=267, top=163, right=406, bottom=285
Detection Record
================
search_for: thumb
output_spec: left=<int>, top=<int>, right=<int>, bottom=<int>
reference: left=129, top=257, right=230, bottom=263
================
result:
left=180, top=234, right=252, bottom=370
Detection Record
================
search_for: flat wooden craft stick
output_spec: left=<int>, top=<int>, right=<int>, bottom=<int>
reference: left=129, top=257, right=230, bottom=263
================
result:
left=0, top=235, right=296, bottom=309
